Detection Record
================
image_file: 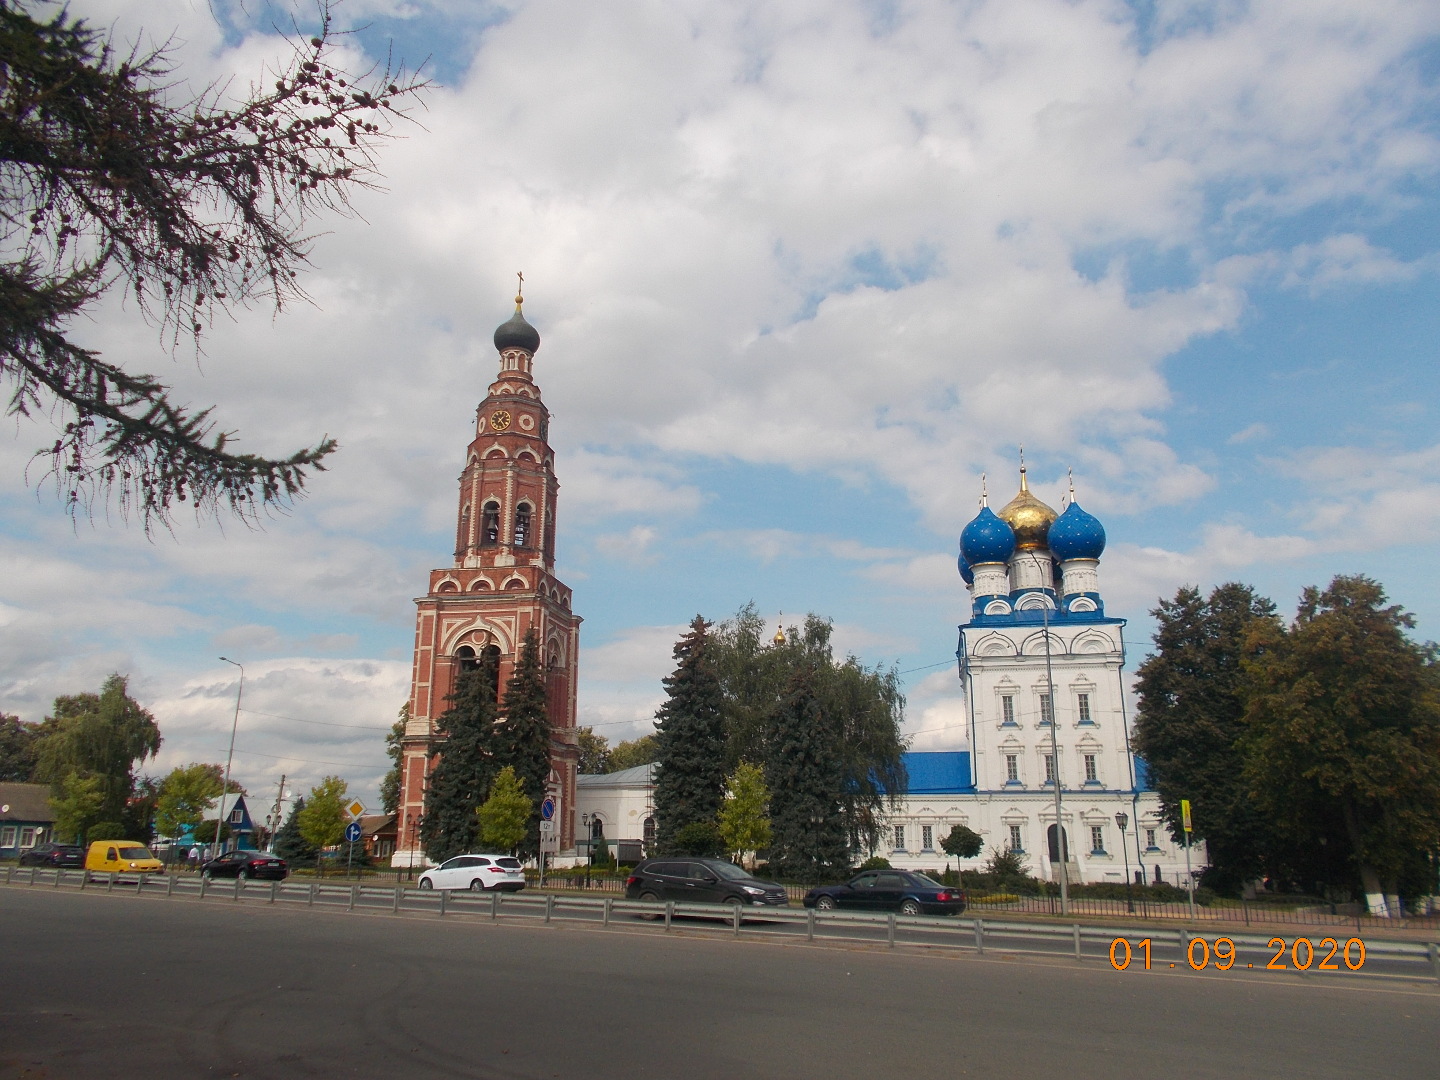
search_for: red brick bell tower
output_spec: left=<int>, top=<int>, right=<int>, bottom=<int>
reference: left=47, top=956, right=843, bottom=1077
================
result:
left=393, top=288, right=581, bottom=868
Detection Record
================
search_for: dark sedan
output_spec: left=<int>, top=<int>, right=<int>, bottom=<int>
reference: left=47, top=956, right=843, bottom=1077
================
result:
left=200, top=850, right=288, bottom=881
left=804, top=870, right=967, bottom=916
left=625, top=858, right=790, bottom=908
left=18, top=843, right=84, bottom=868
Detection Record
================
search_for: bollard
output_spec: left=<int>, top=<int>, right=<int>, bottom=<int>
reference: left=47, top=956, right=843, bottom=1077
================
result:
left=665, top=901, right=673, bottom=931
left=807, top=908, right=816, bottom=942
left=1429, top=942, right=1439, bottom=985
left=1073, top=924, right=1082, bottom=961
left=603, top=898, right=612, bottom=927
left=349, top=885, right=358, bottom=911
left=545, top=894, right=555, bottom=923
left=271, top=881, right=279, bottom=905
left=53, top=868, right=61, bottom=889
left=167, top=873, right=175, bottom=897
left=107, top=872, right=116, bottom=893
left=308, top=883, right=316, bottom=907
left=491, top=891, right=499, bottom=921
left=137, top=875, right=145, bottom=895
left=233, top=877, right=242, bottom=901
left=439, top=889, right=447, bottom=916
left=30, top=866, right=38, bottom=886
left=4, top=866, right=10, bottom=885
left=393, top=886, right=401, bottom=914
left=974, top=917, right=984, bottom=954
left=199, top=874, right=208, bottom=899
left=733, top=904, right=742, bottom=938
left=887, top=913, right=896, bottom=948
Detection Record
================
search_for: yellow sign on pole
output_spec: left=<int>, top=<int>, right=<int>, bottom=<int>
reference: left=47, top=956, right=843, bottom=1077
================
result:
left=345, top=799, right=367, bottom=821
left=1180, top=799, right=1193, bottom=834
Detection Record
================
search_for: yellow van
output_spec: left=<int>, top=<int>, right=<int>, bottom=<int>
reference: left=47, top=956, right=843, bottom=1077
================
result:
left=85, top=840, right=163, bottom=875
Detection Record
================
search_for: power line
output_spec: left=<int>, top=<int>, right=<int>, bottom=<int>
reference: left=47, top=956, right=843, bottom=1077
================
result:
left=240, top=707, right=393, bottom=732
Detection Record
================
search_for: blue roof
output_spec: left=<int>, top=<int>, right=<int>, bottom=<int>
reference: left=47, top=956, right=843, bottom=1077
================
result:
left=897, top=751, right=975, bottom=794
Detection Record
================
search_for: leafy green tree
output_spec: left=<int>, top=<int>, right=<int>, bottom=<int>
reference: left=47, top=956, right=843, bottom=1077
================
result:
left=422, top=652, right=500, bottom=862
left=608, top=734, right=657, bottom=772
left=121, top=775, right=159, bottom=842
left=654, top=617, right=727, bottom=854
left=48, top=771, right=103, bottom=842
left=191, top=820, right=231, bottom=845
left=672, top=821, right=725, bottom=857
left=154, top=763, right=225, bottom=844
left=1241, top=576, right=1440, bottom=912
left=86, top=821, right=124, bottom=841
left=274, top=798, right=318, bottom=866
left=0, top=713, right=41, bottom=780
left=577, top=726, right=611, bottom=773
left=718, top=762, right=772, bottom=864
left=765, top=664, right=849, bottom=881
left=0, top=0, right=425, bottom=526
left=712, top=604, right=907, bottom=854
left=940, top=823, right=983, bottom=861
left=984, top=846, right=1033, bottom=889
left=379, top=704, right=407, bottom=816
left=475, top=766, right=531, bottom=854
left=297, top=776, right=348, bottom=875
left=33, top=674, right=161, bottom=824
left=1132, top=583, right=1280, bottom=890
left=493, top=629, right=551, bottom=856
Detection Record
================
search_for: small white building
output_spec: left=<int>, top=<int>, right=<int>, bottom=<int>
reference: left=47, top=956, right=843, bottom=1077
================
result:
left=572, top=764, right=655, bottom=864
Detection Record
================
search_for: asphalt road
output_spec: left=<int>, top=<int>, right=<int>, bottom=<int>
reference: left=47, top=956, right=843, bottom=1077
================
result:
left=1, top=887, right=1435, bottom=1079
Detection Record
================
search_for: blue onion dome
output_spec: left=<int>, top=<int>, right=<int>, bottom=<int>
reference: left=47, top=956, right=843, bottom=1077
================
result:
left=960, top=506, right=1017, bottom=565
left=958, top=551, right=974, bottom=585
left=494, top=295, right=540, bottom=353
left=1049, top=500, right=1106, bottom=561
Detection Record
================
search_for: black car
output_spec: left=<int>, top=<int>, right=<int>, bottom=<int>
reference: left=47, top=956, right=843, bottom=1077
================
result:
left=199, top=850, right=288, bottom=881
left=625, top=858, right=789, bottom=908
left=804, top=870, right=967, bottom=916
left=18, top=843, right=84, bottom=868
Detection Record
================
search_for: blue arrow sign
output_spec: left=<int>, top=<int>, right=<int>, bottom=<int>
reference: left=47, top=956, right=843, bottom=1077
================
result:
left=540, top=796, right=556, bottom=822
left=344, top=822, right=363, bottom=843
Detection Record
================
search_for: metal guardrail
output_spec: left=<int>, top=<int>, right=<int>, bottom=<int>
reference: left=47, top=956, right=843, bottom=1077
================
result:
left=5, top=866, right=1437, bottom=985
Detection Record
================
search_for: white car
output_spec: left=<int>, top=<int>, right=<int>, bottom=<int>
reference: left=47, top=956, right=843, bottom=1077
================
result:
left=418, top=854, right=526, bottom=892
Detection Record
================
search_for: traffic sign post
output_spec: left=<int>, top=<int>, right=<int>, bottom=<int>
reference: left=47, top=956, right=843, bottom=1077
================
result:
left=344, top=820, right=364, bottom=879
left=1180, top=799, right=1195, bottom=917
left=345, top=799, right=367, bottom=821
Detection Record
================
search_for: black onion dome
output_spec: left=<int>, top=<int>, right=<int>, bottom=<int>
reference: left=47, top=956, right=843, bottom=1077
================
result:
left=494, top=304, right=540, bottom=353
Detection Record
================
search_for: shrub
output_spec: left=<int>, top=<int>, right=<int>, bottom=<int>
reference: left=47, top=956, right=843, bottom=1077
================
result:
left=86, top=821, right=125, bottom=842
left=672, top=821, right=725, bottom=857
left=857, top=856, right=892, bottom=872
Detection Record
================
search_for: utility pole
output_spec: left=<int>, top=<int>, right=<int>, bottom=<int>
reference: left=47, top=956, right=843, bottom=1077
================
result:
left=268, top=775, right=287, bottom=853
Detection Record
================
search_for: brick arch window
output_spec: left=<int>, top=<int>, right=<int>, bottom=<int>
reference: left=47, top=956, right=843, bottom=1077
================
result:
left=514, top=503, right=532, bottom=547
left=481, top=502, right=500, bottom=547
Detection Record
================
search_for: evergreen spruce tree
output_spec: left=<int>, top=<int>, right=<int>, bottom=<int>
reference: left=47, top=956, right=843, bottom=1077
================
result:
left=765, top=664, right=849, bottom=881
left=492, top=629, right=551, bottom=857
left=422, top=651, right=500, bottom=863
left=653, top=616, right=727, bottom=855
left=274, top=798, right=318, bottom=866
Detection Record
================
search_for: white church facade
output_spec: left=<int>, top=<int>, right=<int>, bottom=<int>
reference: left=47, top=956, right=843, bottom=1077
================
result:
left=878, top=465, right=1203, bottom=887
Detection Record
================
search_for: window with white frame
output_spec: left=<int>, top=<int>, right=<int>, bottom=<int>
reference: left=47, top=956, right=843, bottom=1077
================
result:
left=1043, top=753, right=1055, bottom=784
left=1, top=826, right=15, bottom=848
left=1001, top=695, right=1016, bottom=725
left=893, top=825, right=906, bottom=850
left=1146, top=828, right=1158, bottom=850
left=1039, top=693, right=1054, bottom=725
left=19, top=826, right=36, bottom=848
left=1077, top=692, right=1092, bottom=723
left=229, top=807, right=243, bottom=824
left=1005, top=754, right=1019, bottom=782
left=1008, top=824, right=1023, bottom=852
left=921, top=825, right=933, bottom=851
left=1084, top=754, right=1098, bottom=783
left=1090, top=825, right=1105, bottom=853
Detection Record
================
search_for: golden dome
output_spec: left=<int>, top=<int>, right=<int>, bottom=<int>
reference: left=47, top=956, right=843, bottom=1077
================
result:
left=996, top=467, right=1057, bottom=551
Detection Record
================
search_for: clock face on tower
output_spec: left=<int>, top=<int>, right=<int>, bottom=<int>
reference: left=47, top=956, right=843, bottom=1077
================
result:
left=489, top=409, right=512, bottom=432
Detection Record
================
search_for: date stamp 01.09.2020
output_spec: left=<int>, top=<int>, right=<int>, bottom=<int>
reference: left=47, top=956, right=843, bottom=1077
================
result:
left=1109, top=936, right=1367, bottom=972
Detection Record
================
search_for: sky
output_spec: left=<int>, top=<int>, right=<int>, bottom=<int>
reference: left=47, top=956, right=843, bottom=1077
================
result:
left=3, top=0, right=1438, bottom=815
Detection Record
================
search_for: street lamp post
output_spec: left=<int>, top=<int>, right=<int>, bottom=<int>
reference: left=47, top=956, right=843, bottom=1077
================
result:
left=218, top=657, right=244, bottom=856
left=1115, top=811, right=1134, bottom=913
left=1021, top=552, right=1069, bottom=916
left=809, top=814, right=825, bottom=884
left=582, top=812, right=593, bottom=889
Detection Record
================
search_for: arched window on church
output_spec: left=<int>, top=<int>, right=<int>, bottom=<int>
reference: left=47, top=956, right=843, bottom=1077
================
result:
left=642, top=816, right=656, bottom=854
left=455, top=645, right=478, bottom=675
left=514, top=503, right=532, bottom=548
left=456, top=504, right=470, bottom=557
left=481, top=502, right=500, bottom=547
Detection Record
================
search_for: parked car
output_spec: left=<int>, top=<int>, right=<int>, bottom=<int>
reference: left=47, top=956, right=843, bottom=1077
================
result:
left=417, top=854, right=525, bottom=892
left=804, top=870, right=967, bottom=915
left=84, top=840, right=163, bottom=875
left=18, top=842, right=84, bottom=868
left=625, top=858, right=789, bottom=909
left=199, top=850, right=289, bottom=881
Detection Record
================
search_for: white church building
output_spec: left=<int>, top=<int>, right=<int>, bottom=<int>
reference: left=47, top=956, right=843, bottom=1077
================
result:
left=573, top=465, right=1204, bottom=888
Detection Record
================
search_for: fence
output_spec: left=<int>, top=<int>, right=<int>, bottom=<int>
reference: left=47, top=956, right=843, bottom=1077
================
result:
left=963, top=892, right=1440, bottom=931
left=5, top=866, right=1437, bottom=985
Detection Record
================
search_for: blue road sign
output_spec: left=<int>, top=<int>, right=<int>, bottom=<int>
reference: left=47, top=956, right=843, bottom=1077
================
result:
left=540, top=796, right=556, bottom=821
left=344, top=822, right=363, bottom=843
